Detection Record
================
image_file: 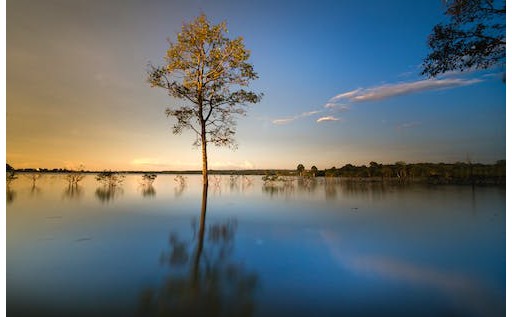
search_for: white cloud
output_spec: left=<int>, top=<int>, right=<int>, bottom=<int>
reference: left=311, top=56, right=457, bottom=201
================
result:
left=211, top=160, right=255, bottom=169
left=329, top=88, right=362, bottom=102
left=396, top=121, right=421, bottom=129
left=272, top=110, right=322, bottom=125
left=324, top=102, right=351, bottom=111
left=316, top=116, right=340, bottom=123
left=272, top=118, right=295, bottom=125
left=330, top=78, right=482, bottom=103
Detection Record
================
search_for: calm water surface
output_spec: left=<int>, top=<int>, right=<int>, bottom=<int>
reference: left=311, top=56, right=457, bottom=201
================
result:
left=7, top=174, right=505, bottom=317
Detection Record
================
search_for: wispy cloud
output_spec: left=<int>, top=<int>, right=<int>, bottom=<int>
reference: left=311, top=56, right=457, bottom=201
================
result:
left=329, top=88, right=363, bottom=101
left=273, top=76, right=482, bottom=127
left=272, top=110, right=322, bottom=125
left=316, top=116, right=340, bottom=123
left=396, top=121, right=421, bottom=130
left=324, top=103, right=351, bottom=111
left=330, top=78, right=482, bottom=103
left=211, top=160, right=255, bottom=169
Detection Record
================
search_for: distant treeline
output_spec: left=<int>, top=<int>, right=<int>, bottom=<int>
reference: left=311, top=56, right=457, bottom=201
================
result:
left=6, top=160, right=506, bottom=185
left=297, top=160, right=506, bottom=186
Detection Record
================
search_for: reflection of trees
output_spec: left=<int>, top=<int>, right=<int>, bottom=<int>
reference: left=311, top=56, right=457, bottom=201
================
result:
left=209, top=175, right=222, bottom=195
left=140, top=184, right=258, bottom=317
left=174, top=175, right=187, bottom=197
left=324, top=181, right=338, bottom=200
left=262, top=175, right=295, bottom=198
left=25, top=173, right=43, bottom=187
left=141, top=185, right=156, bottom=198
left=29, top=185, right=41, bottom=197
left=63, top=185, right=83, bottom=200
left=340, top=180, right=390, bottom=202
left=95, top=171, right=124, bottom=203
left=297, top=176, right=318, bottom=192
left=241, top=176, right=253, bottom=192
left=6, top=188, right=16, bottom=204
left=6, top=171, right=17, bottom=204
left=228, top=174, right=240, bottom=192
left=95, top=186, right=123, bottom=203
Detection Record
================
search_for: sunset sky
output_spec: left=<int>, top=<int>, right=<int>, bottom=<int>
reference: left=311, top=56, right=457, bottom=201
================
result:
left=6, top=0, right=506, bottom=171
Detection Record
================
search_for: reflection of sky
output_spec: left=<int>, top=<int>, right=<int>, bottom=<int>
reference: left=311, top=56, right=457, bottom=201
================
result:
left=7, top=175, right=505, bottom=316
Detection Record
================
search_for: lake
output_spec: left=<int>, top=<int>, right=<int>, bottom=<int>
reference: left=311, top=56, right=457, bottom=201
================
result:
left=6, top=173, right=505, bottom=317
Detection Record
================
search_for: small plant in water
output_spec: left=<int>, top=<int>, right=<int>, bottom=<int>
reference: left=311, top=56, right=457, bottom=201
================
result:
left=174, top=175, right=187, bottom=187
left=65, top=170, right=85, bottom=187
left=210, top=175, right=222, bottom=187
left=141, top=173, right=157, bottom=187
left=25, top=173, right=42, bottom=187
left=6, top=170, right=17, bottom=187
left=96, top=171, right=125, bottom=188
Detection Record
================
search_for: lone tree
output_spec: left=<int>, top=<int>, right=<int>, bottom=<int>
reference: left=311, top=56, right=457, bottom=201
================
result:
left=422, top=0, right=505, bottom=77
left=148, top=14, right=262, bottom=185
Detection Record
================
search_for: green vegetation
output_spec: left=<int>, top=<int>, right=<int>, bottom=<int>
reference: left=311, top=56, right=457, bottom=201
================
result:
left=95, top=171, right=125, bottom=188
left=320, top=160, right=505, bottom=185
left=6, top=160, right=506, bottom=186
left=422, top=0, right=505, bottom=77
left=140, top=173, right=157, bottom=186
left=147, top=14, right=262, bottom=185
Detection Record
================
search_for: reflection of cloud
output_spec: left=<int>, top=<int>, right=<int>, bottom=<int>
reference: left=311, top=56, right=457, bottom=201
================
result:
left=320, top=230, right=503, bottom=317
left=330, top=78, right=482, bottom=103
left=272, top=110, right=321, bottom=125
left=316, top=116, right=340, bottom=123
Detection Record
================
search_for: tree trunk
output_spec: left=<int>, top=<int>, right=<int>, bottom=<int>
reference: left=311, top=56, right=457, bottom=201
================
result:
left=192, top=182, right=208, bottom=286
left=201, top=124, right=208, bottom=186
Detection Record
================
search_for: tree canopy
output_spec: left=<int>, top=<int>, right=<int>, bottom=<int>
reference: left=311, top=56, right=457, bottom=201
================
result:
left=421, top=0, right=505, bottom=77
left=148, top=14, right=262, bottom=184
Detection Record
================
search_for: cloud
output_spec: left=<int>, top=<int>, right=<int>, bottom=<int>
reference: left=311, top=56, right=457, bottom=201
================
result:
left=272, top=110, right=322, bottom=125
left=211, top=160, right=255, bottom=169
left=329, top=88, right=363, bottom=102
left=316, top=116, right=340, bottom=123
left=324, top=103, right=351, bottom=111
left=272, top=118, right=295, bottom=125
left=330, top=78, right=482, bottom=103
left=396, top=121, right=421, bottom=130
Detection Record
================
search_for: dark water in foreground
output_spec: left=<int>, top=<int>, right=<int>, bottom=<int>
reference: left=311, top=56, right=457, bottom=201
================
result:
left=7, top=174, right=505, bottom=317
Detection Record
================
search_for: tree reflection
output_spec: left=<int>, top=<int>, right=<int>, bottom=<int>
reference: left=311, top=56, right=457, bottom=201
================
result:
left=174, top=175, right=187, bottom=197
left=140, top=174, right=157, bottom=198
left=29, top=184, right=41, bottom=197
left=141, top=185, right=156, bottom=198
left=6, top=188, right=16, bottom=204
left=95, top=187, right=123, bottom=203
left=140, top=184, right=258, bottom=317
left=63, top=184, right=83, bottom=200
left=95, top=171, right=124, bottom=203
left=6, top=170, right=17, bottom=204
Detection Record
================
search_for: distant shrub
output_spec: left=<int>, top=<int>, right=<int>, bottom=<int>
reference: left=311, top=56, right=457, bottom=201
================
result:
left=96, top=171, right=125, bottom=188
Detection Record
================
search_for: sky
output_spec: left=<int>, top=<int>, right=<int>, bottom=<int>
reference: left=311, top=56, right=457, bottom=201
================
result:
left=6, top=0, right=506, bottom=171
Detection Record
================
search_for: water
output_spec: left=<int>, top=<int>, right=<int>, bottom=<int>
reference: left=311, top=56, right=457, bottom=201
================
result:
left=7, top=174, right=505, bottom=317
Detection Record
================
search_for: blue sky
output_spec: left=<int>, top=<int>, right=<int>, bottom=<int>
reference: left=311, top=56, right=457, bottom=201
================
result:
left=6, top=0, right=506, bottom=170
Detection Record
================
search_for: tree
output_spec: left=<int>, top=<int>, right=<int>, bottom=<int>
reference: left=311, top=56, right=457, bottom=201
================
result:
left=422, top=0, right=505, bottom=77
left=148, top=14, right=262, bottom=185
left=296, top=164, right=305, bottom=176
left=311, top=166, right=318, bottom=177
